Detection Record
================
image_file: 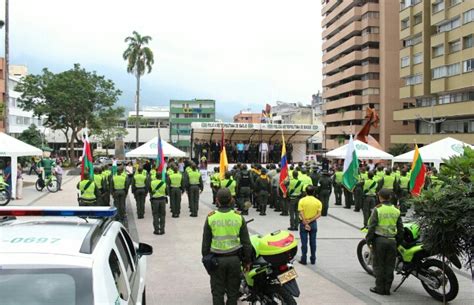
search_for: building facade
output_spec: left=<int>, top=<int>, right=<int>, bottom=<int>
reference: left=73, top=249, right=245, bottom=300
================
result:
left=321, top=0, right=411, bottom=150
left=233, top=110, right=262, bottom=123
left=393, top=0, right=474, bottom=145
left=169, top=99, right=215, bottom=154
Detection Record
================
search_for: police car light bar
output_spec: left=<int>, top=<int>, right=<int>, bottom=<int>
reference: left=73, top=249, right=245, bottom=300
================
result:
left=0, top=206, right=117, bottom=217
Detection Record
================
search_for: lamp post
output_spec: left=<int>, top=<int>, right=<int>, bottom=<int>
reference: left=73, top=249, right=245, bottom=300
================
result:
left=415, top=100, right=446, bottom=137
left=3, top=0, right=9, bottom=133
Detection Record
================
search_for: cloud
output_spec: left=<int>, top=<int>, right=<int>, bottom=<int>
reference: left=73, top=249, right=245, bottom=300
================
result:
left=1, top=0, right=322, bottom=114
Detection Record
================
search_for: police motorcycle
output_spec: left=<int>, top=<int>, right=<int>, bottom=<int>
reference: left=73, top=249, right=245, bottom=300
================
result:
left=357, top=223, right=461, bottom=302
left=240, top=221, right=300, bottom=305
left=0, top=178, right=10, bottom=206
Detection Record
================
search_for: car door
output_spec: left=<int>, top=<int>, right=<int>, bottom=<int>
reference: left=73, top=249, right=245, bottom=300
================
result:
left=120, top=228, right=142, bottom=303
left=108, top=249, right=131, bottom=305
left=115, top=229, right=139, bottom=304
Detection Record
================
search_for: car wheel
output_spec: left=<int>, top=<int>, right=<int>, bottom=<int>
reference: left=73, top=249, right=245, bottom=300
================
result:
left=142, top=287, right=146, bottom=305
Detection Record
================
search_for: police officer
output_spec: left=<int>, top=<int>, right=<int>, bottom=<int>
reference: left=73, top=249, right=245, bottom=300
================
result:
left=255, top=168, right=271, bottom=216
left=220, top=171, right=237, bottom=204
left=132, top=166, right=148, bottom=219
left=210, top=167, right=221, bottom=205
left=377, top=168, right=397, bottom=205
left=77, top=174, right=99, bottom=206
left=366, top=188, right=403, bottom=295
left=287, top=171, right=303, bottom=231
left=332, top=166, right=343, bottom=205
left=201, top=188, right=252, bottom=305
left=167, top=166, right=184, bottom=218
left=93, top=166, right=106, bottom=206
left=362, top=171, right=377, bottom=228
left=236, top=164, right=252, bottom=215
left=185, top=163, right=203, bottom=217
left=102, top=164, right=112, bottom=206
left=317, top=170, right=332, bottom=216
left=353, top=168, right=365, bottom=212
left=149, top=171, right=168, bottom=235
left=271, top=168, right=281, bottom=212
left=396, top=169, right=410, bottom=216
left=110, top=166, right=129, bottom=226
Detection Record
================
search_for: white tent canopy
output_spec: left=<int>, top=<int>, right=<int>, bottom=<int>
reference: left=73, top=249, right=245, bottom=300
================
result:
left=392, top=137, right=473, bottom=170
left=0, top=132, right=43, bottom=199
left=125, top=137, right=187, bottom=158
left=326, top=140, right=394, bottom=160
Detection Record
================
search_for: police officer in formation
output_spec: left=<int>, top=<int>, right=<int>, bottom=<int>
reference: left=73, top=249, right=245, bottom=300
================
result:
left=111, top=166, right=129, bottom=226
left=77, top=172, right=99, bottom=206
left=167, top=165, right=184, bottom=218
left=184, top=163, right=203, bottom=217
left=132, top=166, right=148, bottom=219
left=254, top=168, right=271, bottom=216
left=332, top=166, right=343, bottom=206
left=235, top=164, right=252, bottom=215
left=287, top=171, right=303, bottom=231
left=93, top=166, right=106, bottom=206
left=149, top=171, right=168, bottom=235
left=317, top=170, right=332, bottom=216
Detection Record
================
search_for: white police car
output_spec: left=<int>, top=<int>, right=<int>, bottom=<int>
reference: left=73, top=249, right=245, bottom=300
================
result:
left=0, top=206, right=152, bottom=305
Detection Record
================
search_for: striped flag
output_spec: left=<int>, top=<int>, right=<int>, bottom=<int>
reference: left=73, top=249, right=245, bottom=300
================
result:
left=156, top=129, right=166, bottom=180
left=81, top=132, right=94, bottom=180
left=279, top=132, right=289, bottom=196
left=219, top=127, right=228, bottom=179
left=409, top=145, right=426, bottom=196
left=342, top=135, right=359, bottom=191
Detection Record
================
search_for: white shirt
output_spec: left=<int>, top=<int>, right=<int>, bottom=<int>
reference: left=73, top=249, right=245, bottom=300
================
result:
left=259, top=142, right=268, bottom=152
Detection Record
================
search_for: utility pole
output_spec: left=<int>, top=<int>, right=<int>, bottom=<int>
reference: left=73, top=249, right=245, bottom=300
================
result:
left=416, top=101, right=445, bottom=137
left=3, top=0, right=9, bottom=134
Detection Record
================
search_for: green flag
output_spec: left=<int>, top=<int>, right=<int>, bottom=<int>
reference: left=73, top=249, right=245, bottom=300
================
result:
left=342, top=135, right=359, bottom=191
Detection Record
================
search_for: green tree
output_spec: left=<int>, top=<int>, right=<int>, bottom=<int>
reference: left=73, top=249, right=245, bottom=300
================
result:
left=15, top=64, right=122, bottom=160
left=17, top=124, right=42, bottom=148
left=123, top=31, right=154, bottom=148
left=93, top=107, right=127, bottom=156
left=411, top=146, right=474, bottom=296
left=388, top=143, right=411, bottom=156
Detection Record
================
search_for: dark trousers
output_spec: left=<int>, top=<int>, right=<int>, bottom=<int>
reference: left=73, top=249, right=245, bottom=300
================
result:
left=212, top=186, right=218, bottom=205
left=288, top=197, right=299, bottom=229
left=103, top=190, right=111, bottom=206
left=210, top=255, right=241, bottom=305
left=354, top=185, right=363, bottom=211
left=238, top=187, right=251, bottom=214
left=113, top=190, right=127, bottom=227
left=271, top=187, right=280, bottom=210
left=96, top=189, right=104, bottom=206
left=189, top=185, right=200, bottom=216
left=281, top=197, right=289, bottom=215
left=258, top=190, right=269, bottom=214
left=343, top=188, right=353, bottom=208
left=134, top=188, right=146, bottom=218
left=79, top=198, right=97, bottom=206
left=299, top=221, right=317, bottom=263
left=398, top=190, right=409, bottom=215
left=319, top=190, right=331, bottom=216
left=237, top=151, right=244, bottom=162
left=151, top=197, right=166, bottom=233
left=362, top=195, right=376, bottom=227
left=373, top=237, right=397, bottom=294
left=170, top=187, right=182, bottom=216
left=334, top=184, right=342, bottom=205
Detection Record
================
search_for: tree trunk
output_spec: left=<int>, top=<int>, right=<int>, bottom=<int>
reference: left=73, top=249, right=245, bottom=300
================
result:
left=136, top=74, right=141, bottom=149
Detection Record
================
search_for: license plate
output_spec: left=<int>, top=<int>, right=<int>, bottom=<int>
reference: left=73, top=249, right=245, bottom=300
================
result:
left=277, top=269, right=298, bottom=284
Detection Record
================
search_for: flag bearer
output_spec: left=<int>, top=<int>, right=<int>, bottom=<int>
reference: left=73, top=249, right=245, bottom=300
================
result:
left=149, top=171, right=168, bottom=235
left=77, top=174, right=99, bottom=206
left=132, top=166, right=148, bottom=219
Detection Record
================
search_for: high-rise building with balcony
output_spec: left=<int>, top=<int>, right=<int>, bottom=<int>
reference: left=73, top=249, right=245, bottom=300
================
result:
left=393, top=0, right=474, bottom=145
left=321, top=0, right=411, bottom=150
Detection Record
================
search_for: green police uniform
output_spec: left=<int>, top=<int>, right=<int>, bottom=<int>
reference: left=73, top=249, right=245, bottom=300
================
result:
left=210, top=172, right=221, bottom=205
left=102, top=169, right=112, bottom=206
left=366, top=203, right=403, bottom=295
left=318, top=174, right=332, bottom=216
left=255, top=175, right=271, bottom=215
left=186, top=169, right=203, bottom=217
left=353, top=174, right=364, bottom=212
left=202, top=209, right=252, bottom=305
left=397, top=175, right=410, bottom=214
left=149, top=178, right=167, bottom=234
left=78, top=179, right=98, bottom=206
left=167, top=171, right=183, bottom=217
left=93, top=173, right=106, bottom=206
left=362, top=178, right=377, bottom=227
left=332, top=171, right=343, bottom=205
left=112, top=174, right=128, bottom=226
left=288, top=178, right=303, bottom=230
left=220, top=179, right=237, bottom=197
left=132, top=171, right=148, bottom=218
left=299, top=173, right=313, bottom=192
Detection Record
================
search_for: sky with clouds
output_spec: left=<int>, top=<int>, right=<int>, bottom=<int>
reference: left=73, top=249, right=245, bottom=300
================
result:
left=1, top=0, right=322, bottom=119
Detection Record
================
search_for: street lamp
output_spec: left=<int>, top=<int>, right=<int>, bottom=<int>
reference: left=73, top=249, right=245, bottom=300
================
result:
left=415, top=100, right=446, bottom=137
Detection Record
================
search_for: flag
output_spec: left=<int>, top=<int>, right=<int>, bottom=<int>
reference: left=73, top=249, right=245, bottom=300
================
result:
left=342, top=135, right=359, bottom=191
left=409, top=145, right=426, bottom=196
left=156, top=129, right=166, bottom=180
left=81, top=132, right=94, bottom=180
left=279, top=132, right=289, bottom=196
left=219, top=127, right=228, bottom=180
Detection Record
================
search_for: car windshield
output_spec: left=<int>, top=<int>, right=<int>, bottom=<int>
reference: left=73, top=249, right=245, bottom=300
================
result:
left=0, top=267, right=93, bottom=305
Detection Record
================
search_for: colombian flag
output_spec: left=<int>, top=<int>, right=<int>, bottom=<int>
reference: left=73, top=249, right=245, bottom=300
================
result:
left=279, top=132, right=289, bottom=196
left=409, top=145, right=426, bottom=196
left=156, top=129, right=166, bottom=180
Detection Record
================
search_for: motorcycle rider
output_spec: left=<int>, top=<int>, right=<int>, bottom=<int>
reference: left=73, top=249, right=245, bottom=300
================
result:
left=366, top=188, right=404, bottom=296
left=202, top=188, right=252, bottom=305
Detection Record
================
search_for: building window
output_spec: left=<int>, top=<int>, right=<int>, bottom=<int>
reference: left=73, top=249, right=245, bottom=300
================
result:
left=432, top=0, right=445, bottom=14
left=463, top=34, right=473, bottom=49
left=432, top=63, right=461, bottom=79
left=437, top=17, right=460, bottom=33
left=448, top=0, right=461, bottom=7
left=432, top=44, right=444, bottom=57
left=413, top=13, right=422, bottom=25
left=361, top=73, right=379, bottom=80
left=449, top=39, right=461, bottom=53
left=362, top=88, right=380, bottom=96
left=416, top=97, right=436, bottom=107
left=464, top=9, right=474, bottom=24
left=413, top=53, right=423, bottom=64
left=403, top=33, right=422, bottom=47
left=362, top=27, right=379, bottom=35
left=440, top=120, right=466, bottom=133
left=362, top=11, right=379, bottom=19
left=404, top=74, right=422, bottom=86
left=464, top=59, right=474, bottom=73
left=401, top=56, right=410, bottom=67
left=401, top=18, right=410, bottom=30
left=401, top=0, right=421, bottom=10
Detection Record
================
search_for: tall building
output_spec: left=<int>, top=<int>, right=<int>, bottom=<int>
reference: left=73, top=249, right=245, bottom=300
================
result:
left=393, top=0, right=474, bottom=145
left=169, top=99, right=215, bottom=154
left=321, top=0, right=411, bottom=150
left=233, top=110, right=262, bottom=123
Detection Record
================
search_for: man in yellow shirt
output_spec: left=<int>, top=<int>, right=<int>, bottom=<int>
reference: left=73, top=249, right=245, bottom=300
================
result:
left=297, top=185, right=322, bottom=265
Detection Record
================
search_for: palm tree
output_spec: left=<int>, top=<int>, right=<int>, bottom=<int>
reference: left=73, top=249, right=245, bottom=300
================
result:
left=123, top=31, right=154, bottom=148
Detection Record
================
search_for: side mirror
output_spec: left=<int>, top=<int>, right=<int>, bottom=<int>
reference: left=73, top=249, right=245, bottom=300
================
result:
left=137, top=242, right=153, bottom=256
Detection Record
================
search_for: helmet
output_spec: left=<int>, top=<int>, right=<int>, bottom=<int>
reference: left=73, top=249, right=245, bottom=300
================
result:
left=403, top=223, right=420, bottom=242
